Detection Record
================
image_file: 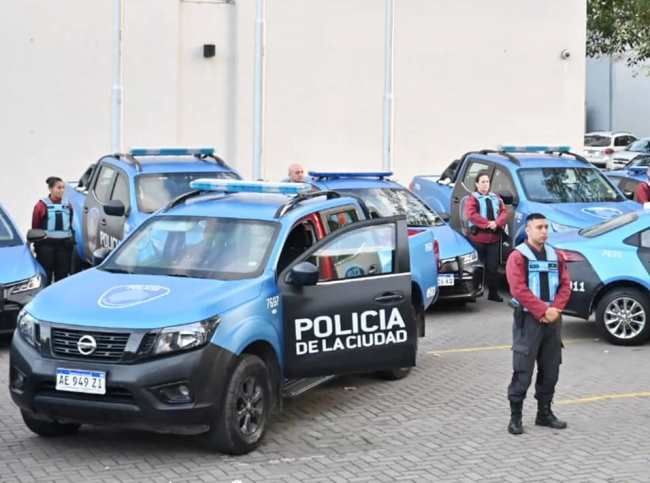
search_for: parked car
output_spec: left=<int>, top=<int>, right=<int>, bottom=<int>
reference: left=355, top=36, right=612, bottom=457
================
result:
left=550, top=209, right=650, bottom=345
left=10, top=180, right=434, bottom=454
left=583, top=131, right=637, bottom=169
left=0, top=204, right=46, bottom=336
left=310, top=171, right=483, bottom=303
left=64, top=147, right=240, bottom=268
left=412, top=146, right=640, bottom=267
left=606, top=155, right=650, bottom=201
left=610, top=137, right=650, bottom=170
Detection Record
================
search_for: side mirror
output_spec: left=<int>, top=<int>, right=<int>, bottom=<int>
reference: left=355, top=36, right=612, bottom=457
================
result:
left=288, top=261, right=319, bottom=286
left=104, top=200, right=126, bottom=217
left=26, top=229, right=47, bottom=243
left=439, top=212, right=451, bottom=222
left=92, top=247, right=112, bottom=266
left=499, top=191, right=515, bottom=206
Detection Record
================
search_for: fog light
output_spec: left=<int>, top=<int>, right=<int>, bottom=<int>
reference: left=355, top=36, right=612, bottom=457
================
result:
left=11, top=369, right=26, bottom=390
left=155, top=383, right=193, bottom=404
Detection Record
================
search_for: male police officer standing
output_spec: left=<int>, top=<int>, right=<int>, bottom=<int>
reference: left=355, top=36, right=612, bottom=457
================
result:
left=505, top=213, right=571, bottom=435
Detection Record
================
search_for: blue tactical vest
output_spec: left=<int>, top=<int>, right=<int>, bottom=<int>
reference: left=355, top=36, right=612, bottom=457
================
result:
left=512, top=242, right=560, bottom=310
left=41, top=197, right=72, bottom=239
left=465, top=192, right=501, bottom=231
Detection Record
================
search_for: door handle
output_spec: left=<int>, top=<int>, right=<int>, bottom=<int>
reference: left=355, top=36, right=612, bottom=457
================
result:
left=374, top=292, right=404, bottom=303
left=99, top=219, right=107, bottom=226
left=83, top=207, right=89, bottom=214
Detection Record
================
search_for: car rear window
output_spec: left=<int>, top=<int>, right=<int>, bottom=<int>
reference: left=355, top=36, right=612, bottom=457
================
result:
left=584, top=135, right=611, bottom=147
left=579, top=212, right=639, bottom=238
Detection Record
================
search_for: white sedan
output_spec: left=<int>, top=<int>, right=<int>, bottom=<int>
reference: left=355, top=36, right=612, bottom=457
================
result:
left=583, top=131, right=637, bottom=169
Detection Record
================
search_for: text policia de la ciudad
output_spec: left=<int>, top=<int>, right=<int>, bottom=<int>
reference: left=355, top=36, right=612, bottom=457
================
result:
left=294, top=308, right=408, bottom=355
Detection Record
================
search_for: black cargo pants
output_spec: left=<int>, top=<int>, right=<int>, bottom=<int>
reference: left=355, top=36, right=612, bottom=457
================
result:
left=507, top=311, right=562, bottom=404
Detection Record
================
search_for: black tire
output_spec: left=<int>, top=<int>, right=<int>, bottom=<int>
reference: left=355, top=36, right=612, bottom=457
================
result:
left=376, top=303, right=420, bottom=380
left=595, top=287, right=650, bottom=346
left=203, top=354, right=272, bottom=455
left=21, top=411, right=80, bottom=437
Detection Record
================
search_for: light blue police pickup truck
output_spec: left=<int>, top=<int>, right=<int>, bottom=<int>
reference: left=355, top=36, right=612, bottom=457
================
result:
left=11, top=180, right=435, bottom=454
left=64, top=147, right=240, bottom=268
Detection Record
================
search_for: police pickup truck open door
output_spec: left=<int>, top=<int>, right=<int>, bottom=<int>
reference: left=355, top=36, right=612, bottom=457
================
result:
left=279, top=217, right=417, bottom=379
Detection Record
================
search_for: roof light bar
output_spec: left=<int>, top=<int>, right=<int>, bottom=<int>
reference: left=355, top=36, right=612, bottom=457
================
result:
left=309, top=171, right=393, bottom=179
left=129, top=147, right=215, bottom=157
left=498, top=145, right=571, bottom=153
left=189, top=178, right=312, bottom=195
left=627, top=166, right=647, bottom=174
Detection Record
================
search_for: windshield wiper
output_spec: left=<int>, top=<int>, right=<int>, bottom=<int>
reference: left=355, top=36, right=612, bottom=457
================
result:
left=101, top=267, right=134, bottom=274
left=165, top=272, right=193, bottom=278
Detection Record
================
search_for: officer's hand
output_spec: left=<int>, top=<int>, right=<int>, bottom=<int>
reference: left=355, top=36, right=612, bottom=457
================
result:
left=487, top=221, right=497, bottom=230
left=545, top=307, right=562, bottom=323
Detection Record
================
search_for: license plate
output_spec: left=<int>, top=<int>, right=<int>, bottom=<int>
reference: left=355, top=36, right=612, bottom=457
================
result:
left=437, top=274, right=455, bottom=287
left=56, top=368, right=106, bottom=395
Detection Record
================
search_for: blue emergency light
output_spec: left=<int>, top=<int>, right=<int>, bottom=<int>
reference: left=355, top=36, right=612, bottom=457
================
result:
left=309, top=171, right=393, bottom=179
left=628, top=166, right=648, bottom=174
left=498, top=145, right=571, bottom=153
left=189, top=178, right=312, bottom=195
left=129, top=147, right=215, bottom=157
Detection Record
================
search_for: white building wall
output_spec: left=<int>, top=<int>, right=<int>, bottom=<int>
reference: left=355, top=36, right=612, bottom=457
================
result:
left=1, top=0, right=586, bottom=232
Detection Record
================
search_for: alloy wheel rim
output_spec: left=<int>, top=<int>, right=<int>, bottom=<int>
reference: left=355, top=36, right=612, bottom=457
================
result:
left=236, top=377, right=264, bottom=437
left=604, top=297, right=646, bottom=340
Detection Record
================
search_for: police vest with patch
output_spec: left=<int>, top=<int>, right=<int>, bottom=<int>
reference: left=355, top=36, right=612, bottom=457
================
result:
left=466, top=192, right=501, bottom=230
left=512, top=243, right=560, bottom=309
left=41, top=197, right=72, bottom=239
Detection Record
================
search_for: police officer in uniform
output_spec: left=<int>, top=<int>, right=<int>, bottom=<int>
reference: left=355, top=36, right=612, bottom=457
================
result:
left=464, top=171, right=508, bottom=302
left=31, top=177, right=73, bottom=283
left=505, top=213, right=571, bottom=435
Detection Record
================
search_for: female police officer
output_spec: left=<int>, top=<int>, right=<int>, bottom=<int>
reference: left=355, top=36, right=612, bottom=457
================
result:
left=463, top=170, right=508, bottom=302
left=31, top=176, right=73, bottom=283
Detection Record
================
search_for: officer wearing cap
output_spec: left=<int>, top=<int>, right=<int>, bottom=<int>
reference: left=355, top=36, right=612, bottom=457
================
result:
left=505, top=213, right=571, bottom=435
left=464, top=170, right=508, bottom=302
left=31, top=176, right=73, bottom=283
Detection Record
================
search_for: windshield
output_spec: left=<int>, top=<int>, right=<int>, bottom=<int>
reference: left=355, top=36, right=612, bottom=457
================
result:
left=518, top=167, right=623, bottom=203
left=136, top=172, right=239, bottom=214
left=627, top=155, right=650, bottom=168
left=0, top=207, right=20, bottom=247
left=626, top=139, right=650, bottom=153
left=584, top=135, right=611, bottom=147
left=337, top=188, right=444, bottom=226
left=579, top=212, right=639, bottom=238
left=102, top=216, right=278, bottom=280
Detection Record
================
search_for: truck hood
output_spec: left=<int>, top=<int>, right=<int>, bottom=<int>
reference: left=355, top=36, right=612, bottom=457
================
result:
left=0, top=244, right=39, bottom=284
left=431, top=224, right=474, bottom=259
left=539, top=201, right=639, bottom=229
left=27, top=269, right=262, bottom=329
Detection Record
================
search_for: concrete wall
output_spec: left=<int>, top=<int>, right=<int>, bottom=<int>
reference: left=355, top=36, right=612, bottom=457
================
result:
left=586, top=56, right=650, bottom=136
left=1, top=0, right=586, bottom=232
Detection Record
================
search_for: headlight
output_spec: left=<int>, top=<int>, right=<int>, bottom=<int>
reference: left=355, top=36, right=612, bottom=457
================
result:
left=460, top=251, right=479, bottom=265
left=17, top=310, right=39, bottom=347
left=151, top=317, right=220, bottom=356
left=550, top=221, right=577, bottom=233
left=5, top=275, right=42, bottom=297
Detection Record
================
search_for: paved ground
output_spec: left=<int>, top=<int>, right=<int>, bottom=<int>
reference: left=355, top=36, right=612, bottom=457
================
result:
left=1, top=295, right=649, bottom=482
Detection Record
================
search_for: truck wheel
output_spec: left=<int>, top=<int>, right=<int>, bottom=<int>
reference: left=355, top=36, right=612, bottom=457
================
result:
left=376, top=303, right=420, bottom=380
left=595, top=287, right=650, bottom=346
left=21, top=411, right=80, bottom=437
left=203, top=354, right=271, bottom=455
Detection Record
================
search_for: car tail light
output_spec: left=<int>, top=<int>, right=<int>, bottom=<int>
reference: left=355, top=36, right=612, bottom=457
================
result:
left=603, top=148, right=614, bottom=155
left=408, top=228, right=424, bottom=237
left=434, top=239, right=440, bottom=270
left=557, top=249, right=585, bottom=262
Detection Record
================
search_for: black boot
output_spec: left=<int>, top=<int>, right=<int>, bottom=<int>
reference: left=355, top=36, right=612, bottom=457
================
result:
left=508, top=401, right=524, bottom=435
left=535, top=401, right=567, bottom=429
left=488, top=292, right=503, bottom=302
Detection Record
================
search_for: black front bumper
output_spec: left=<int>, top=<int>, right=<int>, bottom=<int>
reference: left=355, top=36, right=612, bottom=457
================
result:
left=10, top=334, right=239, bottom=435
left=438, top=263, right=485, bottom=301
left=0, top=290, right=39, bottom=335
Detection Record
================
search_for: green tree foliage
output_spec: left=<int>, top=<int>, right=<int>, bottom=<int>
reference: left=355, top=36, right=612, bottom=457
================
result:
left=587, top=0, right=650, bottom=66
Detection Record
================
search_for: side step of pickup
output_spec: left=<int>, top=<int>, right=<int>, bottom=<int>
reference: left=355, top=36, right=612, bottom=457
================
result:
left=281, top=375, right=336, bottom=398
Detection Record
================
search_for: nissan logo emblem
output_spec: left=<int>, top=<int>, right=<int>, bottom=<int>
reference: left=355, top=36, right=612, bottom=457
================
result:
left=77, top=335, right=97, bottom=356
